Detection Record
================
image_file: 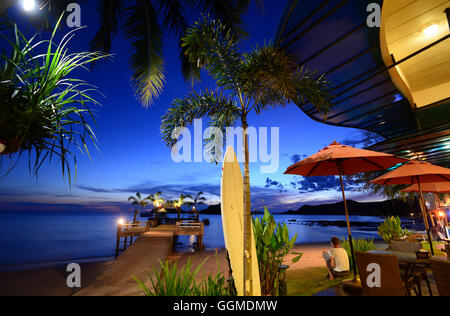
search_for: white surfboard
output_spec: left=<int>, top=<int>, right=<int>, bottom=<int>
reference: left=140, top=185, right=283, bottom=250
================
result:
left=221, top=146, right=261, bottom=296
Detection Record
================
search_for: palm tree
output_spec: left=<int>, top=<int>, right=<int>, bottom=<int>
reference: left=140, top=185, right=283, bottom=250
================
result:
left=0, top=18, right=107, bottom=183
left=128, top=192, right=150, bottom=221
left=186, top=192, right=206, bottom=222
left=1, top=0, right=263, bottom=107
left=147, top=191, right=164, bottom=222
left=160, top=17, right=333, bottom=295
left=174, top=193, right=193, bottom=220
left=90, top=0, right=266, bottom=107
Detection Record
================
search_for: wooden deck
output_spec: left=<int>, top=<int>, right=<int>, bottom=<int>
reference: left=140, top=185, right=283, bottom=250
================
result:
left=76, top=222, right=204, bottom=296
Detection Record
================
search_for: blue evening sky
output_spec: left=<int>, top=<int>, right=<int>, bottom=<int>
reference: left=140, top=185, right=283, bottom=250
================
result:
left=0, top=1, right=385, bottom=212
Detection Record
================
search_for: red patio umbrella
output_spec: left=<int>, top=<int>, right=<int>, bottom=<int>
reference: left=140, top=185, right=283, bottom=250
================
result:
left=284, top=141, right=408, bottom=278
left=371, top=160, right=450, bottom=255
left=401, top=182, right=450, bottom=194
left=402, top=182, right=450, bottom=227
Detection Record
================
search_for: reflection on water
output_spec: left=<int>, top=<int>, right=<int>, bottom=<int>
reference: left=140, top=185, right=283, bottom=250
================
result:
left=175, top=214, right=419, bottom=251
left=0, top=211, right=418, bottom=268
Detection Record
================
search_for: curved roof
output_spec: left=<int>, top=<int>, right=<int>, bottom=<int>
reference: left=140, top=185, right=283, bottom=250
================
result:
left=276, top=0, right=450, bottom=167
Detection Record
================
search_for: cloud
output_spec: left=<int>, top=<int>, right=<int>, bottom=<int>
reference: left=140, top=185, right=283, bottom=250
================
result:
left=77, top=185, right=118, bottom=193
left=340, top=138, right=363, bottom=147
left=290, top=154, right=308, bottom=164
left=288, top=176, right=358, bottom=193
left=264, top=178, right=287, bottom=193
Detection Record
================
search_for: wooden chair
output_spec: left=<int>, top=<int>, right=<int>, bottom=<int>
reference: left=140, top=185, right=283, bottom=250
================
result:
left=436, top=232, right=450, bottom=244
left=389, top=241, right=432, bottom=295
left=356, top=251, right=416, bottom=296
left=431, top=259, right=450, bottom=296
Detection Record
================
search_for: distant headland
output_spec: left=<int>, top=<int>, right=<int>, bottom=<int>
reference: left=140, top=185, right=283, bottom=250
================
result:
left=201, top=199, right=419, bottom=217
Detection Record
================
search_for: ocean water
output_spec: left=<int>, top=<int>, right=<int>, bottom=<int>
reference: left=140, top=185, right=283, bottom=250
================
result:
left=0, top=211, right=418, bottom=270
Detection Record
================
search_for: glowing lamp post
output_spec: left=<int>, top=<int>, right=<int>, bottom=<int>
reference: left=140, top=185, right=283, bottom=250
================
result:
left=0, top=142, right=5, bottom=154
left=437, top=210, right=448, bottom=226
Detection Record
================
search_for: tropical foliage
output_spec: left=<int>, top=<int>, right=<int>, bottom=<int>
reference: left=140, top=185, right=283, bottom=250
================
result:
left=134, top=257, right=230, bottom=296
left=1, top=0, right=264, bottom=107
left=148, top=191, right=164, bottom=208
left=377, top=216, right=409, bottom=244
left=128, top=192, right=150, bottom=221
left=253, top=208, right=302, bottom=296
left=161, top=16, right=332, bottom=294
left=186, top=191, right=206, bottom=221
left=0, top=18, right=107, bottom=183
left=340, top=237, right=376, bottom=271
left=174, top=193, right=193, bottom=219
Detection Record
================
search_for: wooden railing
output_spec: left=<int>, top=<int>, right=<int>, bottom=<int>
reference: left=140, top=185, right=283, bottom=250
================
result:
left=176, top=220, right=204, bottom=236
left=115, top=221, right=153, bottom=258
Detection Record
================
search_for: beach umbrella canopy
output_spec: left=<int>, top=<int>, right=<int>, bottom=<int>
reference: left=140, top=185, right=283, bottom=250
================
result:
left=285, top=141, right=408, bottom=278
left=401, top=182, right=450, bottom=194
left=285, top=141, right=406, bottom=177
left=371, top=161, right=450, bottom=185
left=371, top=160, right=450, bottom=255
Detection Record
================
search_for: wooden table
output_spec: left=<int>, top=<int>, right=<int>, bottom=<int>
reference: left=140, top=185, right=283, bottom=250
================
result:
left=369, top=250, right=432, bottom=296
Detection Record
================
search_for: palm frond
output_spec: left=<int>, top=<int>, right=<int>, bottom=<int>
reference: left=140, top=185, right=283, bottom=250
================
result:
left=242, top=43, right=333, bottom=116
left=124, top=0, right=165, bottom=107
left=0, top=19, right=109, bottom=184
left=293, top=67, right=333, bottom=119
left=90, top=0, right=124, bottom=55
left=241, top=43, right=297, bottom=113
left=160, top=89, right=239, bottom=149
left=190, top=0, right=248, bottom=40
left=182, top=16, right=243, bottom=94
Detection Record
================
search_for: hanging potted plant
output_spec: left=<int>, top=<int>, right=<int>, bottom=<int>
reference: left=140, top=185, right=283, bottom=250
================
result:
left=0, top=17, right=108, bottom=182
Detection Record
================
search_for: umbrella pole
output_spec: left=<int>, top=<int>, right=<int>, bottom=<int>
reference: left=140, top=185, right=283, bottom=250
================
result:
left=417, top=178, right=434, bottom=256
left=339, top=171, right=357, bottom=277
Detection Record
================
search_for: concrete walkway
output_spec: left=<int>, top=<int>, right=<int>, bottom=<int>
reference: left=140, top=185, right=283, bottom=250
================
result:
left=75, top=225, right=176, bottom=296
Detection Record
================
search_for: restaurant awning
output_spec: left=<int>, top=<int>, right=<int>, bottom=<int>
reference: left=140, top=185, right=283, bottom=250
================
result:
left=276, top=0, right=450, bottom=167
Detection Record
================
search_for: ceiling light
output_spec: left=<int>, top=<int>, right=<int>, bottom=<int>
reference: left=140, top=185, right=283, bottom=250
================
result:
left=422, top=23, right=439, bottom=37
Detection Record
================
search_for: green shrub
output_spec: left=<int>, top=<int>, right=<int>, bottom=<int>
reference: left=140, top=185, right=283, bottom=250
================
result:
left=134, top=257, right=230, bottom=296
left=340, top=237, right=376, bottom=270
left=377, top=216, right=409, bottom=243
left=253, top=207, right=302, bottom=296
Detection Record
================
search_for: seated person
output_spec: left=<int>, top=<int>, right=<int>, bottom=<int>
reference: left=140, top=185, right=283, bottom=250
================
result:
left=322, top=237, right=350, bottom=280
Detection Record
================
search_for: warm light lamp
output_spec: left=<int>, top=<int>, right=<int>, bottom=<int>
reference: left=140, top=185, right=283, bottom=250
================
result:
left=22, top=0, right=37, bottom=12
left=117, top=218, right=125, bottom=225
left=422, top=23, right=439, bottom=37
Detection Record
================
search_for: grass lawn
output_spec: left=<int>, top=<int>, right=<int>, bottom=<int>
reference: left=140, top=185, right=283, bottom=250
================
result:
left=287, top=267, right=348, bottom=296
left=421, top=241, right=447, bottom=256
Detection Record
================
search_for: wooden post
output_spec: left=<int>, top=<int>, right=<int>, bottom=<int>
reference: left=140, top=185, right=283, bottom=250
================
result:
left=417, top=178, right=434, bottom=256
left=115, top=223, right=122, bottom=259
left=339, top=165, right=357, bottom=278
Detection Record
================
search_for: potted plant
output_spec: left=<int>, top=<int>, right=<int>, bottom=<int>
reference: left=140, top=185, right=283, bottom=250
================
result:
left=0, top=18, right=108, bottom=182
left=378, top=216, right=411, bottom=250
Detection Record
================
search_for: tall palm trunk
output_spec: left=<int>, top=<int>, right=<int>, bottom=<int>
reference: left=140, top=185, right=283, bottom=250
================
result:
left=242, top=115, right=252, bottom=296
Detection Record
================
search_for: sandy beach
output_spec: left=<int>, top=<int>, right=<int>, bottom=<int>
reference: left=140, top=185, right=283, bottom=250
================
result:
left=0, top=260, right=113, bottom=296
left=0, top=243, right=332, bottom=296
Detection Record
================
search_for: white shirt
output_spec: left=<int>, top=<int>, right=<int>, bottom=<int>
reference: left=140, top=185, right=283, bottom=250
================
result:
left=330, top=247, right=350, bottom=272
